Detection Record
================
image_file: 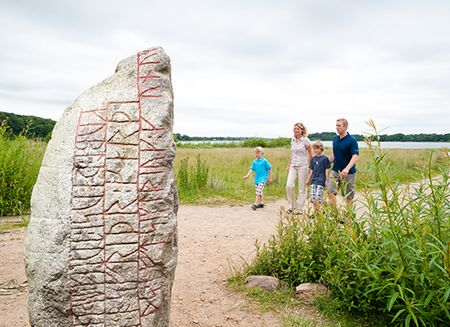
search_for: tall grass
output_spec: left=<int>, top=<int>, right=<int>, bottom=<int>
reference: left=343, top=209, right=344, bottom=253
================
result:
left=0, top=124, right=46, bottom=216
left=175, top=147, right=446, bottom=205
left=239, top=123, right=450, bottom=326
left=175, top=148, right=290, bottom=204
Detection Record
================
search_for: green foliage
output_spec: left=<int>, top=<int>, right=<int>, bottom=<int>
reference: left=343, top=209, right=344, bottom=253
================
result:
left=0, top=123, right=46, bottom=215
left=0, top=111, right=56, bottom=139
left=176, top=155, right=210, bottom=196
left=241, top=137, right=268, bottom=148
left=240, top=137, right=290, bottom=148
left=177, top=137, right=291, bottom=148
left=242, top=122, right=450, bottom=326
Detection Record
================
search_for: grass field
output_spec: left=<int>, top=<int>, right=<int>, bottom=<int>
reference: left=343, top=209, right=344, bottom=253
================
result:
left=175, top=146, right=447, bottom=205
left=0, top=127, right=447, bottom=215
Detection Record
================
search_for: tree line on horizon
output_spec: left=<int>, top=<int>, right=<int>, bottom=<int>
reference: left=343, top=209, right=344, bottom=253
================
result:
left=0, top=111, right=55, bottom=140
left=175, top=132, right=450, bottom=142
left=1, top=111, right=448, bottom=142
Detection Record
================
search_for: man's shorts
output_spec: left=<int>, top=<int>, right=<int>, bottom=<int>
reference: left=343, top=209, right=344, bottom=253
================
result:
left=309, top=184, right=324, bottom=203
left=255, top=183, right=265, bottom=196
left=326, top=170, right=356, bottom=200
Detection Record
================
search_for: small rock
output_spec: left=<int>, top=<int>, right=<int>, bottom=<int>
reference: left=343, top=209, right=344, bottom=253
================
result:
left=295, top=283, right=329, bottom=304
left=245, top=275, right=279, bottom=291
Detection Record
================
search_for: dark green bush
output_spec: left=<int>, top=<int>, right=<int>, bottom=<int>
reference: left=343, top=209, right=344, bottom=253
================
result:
left=241, top=137, right=268, bottom=148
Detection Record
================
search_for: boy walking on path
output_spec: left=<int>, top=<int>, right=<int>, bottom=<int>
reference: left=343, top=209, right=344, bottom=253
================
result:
left=307, top=141, right=330, bottom=212
left=244, top=146, right=273, bottom=210
left=327, top=118, right=359, bottom=206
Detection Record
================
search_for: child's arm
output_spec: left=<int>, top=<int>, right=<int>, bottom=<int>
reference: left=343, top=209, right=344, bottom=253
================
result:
left=267, top=169, right=273, bottom=184
left=243, top=169, right=253, bottom=179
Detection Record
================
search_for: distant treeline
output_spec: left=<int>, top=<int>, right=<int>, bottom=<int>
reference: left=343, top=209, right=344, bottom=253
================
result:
left=175, top=132, right=450, bottom=143
left=174, top=134, right=244, bottom=141
left=309, top=132, right=450, bottom=142
left=0, top=111, right=56, bottom=139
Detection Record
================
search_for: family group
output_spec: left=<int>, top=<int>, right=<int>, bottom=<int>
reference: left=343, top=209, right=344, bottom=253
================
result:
left=243, top=118, right=359, bottom=213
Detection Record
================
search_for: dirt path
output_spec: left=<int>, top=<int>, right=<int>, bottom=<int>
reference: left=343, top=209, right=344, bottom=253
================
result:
left=0, top=200, right=287, bottom=327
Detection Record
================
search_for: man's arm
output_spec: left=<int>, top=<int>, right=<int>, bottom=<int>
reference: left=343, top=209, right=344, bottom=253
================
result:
left=341, top=154, right=358, bottom=177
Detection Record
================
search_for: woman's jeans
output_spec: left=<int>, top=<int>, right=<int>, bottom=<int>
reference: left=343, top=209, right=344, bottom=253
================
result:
left=286, top=164, right=308, bottom=211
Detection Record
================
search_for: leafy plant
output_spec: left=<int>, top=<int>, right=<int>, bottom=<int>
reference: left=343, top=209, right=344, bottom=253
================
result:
left=240, top=121, right=450, bottom=326
left=0, top=122, right=46, bottom=215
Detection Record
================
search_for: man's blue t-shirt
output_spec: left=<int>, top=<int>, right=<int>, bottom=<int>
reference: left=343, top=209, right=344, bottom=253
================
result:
left=332, top=133, right=359, bottom=174
left=309, top=155, right=331, bottom=186
left=251, top=157, right=272, bottom=184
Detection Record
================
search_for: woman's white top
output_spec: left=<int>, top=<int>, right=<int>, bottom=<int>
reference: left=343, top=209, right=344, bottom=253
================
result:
left=290, top=137, right=311, bottom=167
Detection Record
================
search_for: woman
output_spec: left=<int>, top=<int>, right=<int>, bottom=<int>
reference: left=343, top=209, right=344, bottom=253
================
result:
left=286, top=122, right=312, bottom=214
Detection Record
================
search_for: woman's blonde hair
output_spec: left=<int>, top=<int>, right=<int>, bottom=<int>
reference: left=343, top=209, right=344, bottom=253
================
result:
left=294, top=122, right=308, bottom=137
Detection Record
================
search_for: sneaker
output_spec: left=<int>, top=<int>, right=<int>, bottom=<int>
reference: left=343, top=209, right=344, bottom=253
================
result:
left=256, top=203, right=264, bottom=209
left=251, top=204, right=258, bottom=210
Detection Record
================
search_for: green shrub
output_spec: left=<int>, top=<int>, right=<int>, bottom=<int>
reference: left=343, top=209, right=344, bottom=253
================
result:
left=241, top=137, right=268, bottom=148
left=0, top=123, right=46, bottom=216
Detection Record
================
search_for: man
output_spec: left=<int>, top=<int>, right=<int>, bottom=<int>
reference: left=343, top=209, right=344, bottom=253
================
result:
left=327, top=118, right=359, bottom=206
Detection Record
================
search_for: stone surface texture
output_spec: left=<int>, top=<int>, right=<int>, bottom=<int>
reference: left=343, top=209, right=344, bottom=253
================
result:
left=245, top=275, right=279, bottom=291
left=24, top=47, right=178, bottom=327
left=295, top=283, right=329, bottom=304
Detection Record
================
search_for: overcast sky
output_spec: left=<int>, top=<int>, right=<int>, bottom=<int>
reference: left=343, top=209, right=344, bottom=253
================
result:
left=1, top=0, right=449, bottom=137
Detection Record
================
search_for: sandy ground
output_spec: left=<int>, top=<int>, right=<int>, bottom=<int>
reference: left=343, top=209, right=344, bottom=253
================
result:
left=0, top=200, right=289, bottom=327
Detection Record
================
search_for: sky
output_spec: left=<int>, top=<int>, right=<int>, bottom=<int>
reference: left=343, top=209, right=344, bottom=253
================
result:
left=1, top=0, right=449, bottom=137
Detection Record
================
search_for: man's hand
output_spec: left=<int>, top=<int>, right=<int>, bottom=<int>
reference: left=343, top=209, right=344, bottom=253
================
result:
left=340, top=169, right=349, bottom=178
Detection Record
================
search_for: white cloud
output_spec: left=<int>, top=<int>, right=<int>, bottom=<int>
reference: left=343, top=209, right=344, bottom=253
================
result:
left=1, top=0, right=449, bottom=136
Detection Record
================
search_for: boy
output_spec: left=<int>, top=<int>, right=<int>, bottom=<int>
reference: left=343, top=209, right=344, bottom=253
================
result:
left=243, top=146, right=273, bottom=210
left=307, top=141, right=331, bottom=212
